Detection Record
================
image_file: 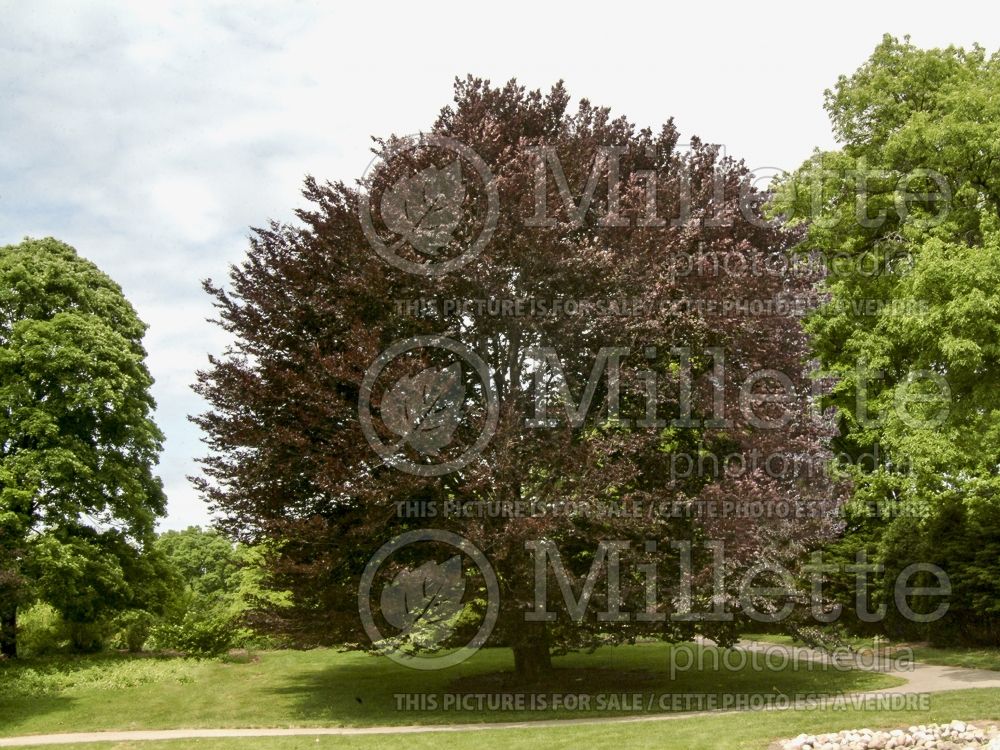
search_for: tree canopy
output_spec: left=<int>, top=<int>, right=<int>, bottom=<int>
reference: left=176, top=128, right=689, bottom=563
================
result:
left=196, top=78, right=836, bottom=678
left=772, top=36, right=1000, bottom=643
left=0, top=237, right=166, bottom=656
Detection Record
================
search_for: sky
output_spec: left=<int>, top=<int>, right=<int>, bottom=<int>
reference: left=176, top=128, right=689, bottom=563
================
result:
left=2, top=0, right=998, bottom=531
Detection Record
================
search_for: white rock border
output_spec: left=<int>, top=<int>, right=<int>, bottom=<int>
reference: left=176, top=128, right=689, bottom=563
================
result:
left=781, top=721, right=1000, bottom=749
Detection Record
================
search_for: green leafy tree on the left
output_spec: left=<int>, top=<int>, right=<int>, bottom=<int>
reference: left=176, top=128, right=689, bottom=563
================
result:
left=0, top=237, right=166, bottom=656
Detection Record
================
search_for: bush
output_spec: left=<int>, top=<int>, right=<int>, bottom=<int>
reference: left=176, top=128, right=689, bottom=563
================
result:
left=18, top=604, right=121, bottom=656
left=16, top=603, right=70, bottom=657
left=67, top=620, right=108, bottom=653
left=150, top=612, right=235, bottom=658
left=109, top=610, right=156, bottom=653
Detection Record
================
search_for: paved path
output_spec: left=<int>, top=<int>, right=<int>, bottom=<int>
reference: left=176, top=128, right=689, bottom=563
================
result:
left=734, top=638, right=1000, bottom=694
left=3, top=641, right=1000, bottom=747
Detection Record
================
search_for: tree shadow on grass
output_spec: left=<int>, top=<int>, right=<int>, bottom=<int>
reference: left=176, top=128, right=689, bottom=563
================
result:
left=259, top=644, right=903, bottom=728
left=260, top=648, right=698, bottom=727
left=260, top=652, right=458, bottom=727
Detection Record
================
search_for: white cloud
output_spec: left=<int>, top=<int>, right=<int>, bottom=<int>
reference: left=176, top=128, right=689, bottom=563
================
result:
left=148, top=176, right=226, bottom=242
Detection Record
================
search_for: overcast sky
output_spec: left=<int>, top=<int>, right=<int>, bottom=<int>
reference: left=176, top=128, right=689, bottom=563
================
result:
left=2, top=0, right=998, bottom=530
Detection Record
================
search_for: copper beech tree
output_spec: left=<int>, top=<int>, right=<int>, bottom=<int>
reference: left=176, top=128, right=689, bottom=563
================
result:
left=194, top=78, right=838, bottom=681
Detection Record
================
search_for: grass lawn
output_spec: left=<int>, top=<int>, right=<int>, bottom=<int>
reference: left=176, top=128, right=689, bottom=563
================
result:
left=744, top=633, right=1000, bottom=672
left=906, top=646, right=1000, bottom=672
left=0, top=689, right=998, bottom=750
left=0, top=642, right=901, bottom=737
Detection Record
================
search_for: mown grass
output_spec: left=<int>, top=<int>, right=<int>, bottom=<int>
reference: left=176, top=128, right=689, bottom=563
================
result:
left=1, top=689, right=998, bottom=750
left=0, top=642, right=901, bottom=736
left=744, top=633, right=1000, bottom=672
left=907, top=646, right=1000, bottom=672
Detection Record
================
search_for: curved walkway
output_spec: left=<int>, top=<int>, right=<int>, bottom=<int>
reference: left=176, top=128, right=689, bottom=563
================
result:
left=3, top=641, right=1000, bottom=747
left=734, top=639, right=1000, bottom=695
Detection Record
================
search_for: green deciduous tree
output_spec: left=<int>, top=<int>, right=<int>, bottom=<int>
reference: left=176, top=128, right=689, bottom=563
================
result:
left=156, top=526, right=241, bottom=604
left=772, top=36, right=1000, bottom=643
left=0, top=237, right=167, bottom=656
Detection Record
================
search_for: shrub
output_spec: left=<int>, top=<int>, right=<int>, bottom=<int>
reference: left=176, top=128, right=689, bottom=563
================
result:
left=16, top=603, right=70, bottom=657
left=67, top=620, right=108, bottom=653
left=150, top=612, right=235, bottom=658
left=109, top=610, right=156, bottom=653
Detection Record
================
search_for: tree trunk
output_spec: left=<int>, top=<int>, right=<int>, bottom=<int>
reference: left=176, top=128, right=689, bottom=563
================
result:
left=512, top=623, right=551, bottom=683
left=0, top=608, right=16, bottom=659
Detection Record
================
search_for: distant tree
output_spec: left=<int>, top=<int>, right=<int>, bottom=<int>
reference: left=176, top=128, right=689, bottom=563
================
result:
left=195, top=79, right=836, bottom=680
left=150, top=526, right=288, bottom=656
left=772, top=36, right=1000, bottom=643
left=0, top=238, right=166, bottom=657
left=156, top=527, right=241, bottom=604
